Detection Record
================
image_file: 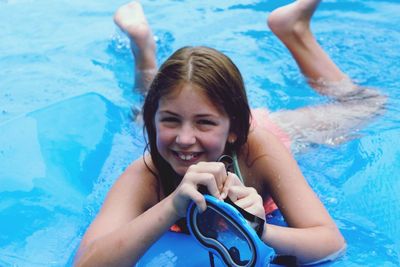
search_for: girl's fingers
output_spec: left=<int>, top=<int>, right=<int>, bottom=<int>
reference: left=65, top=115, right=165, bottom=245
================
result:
left=189, top=162, right=228, bottom=196
left=190, top=190, right=207, bottom=212
left=220, top=172, right=232, bottom=200
left=234, top=195, right=254, bottom=209
left=228, top=186, right=265, bottom=219
left=221, top=172, right=241, bottom=200
left=184, top=171, right=221, bottom=199
left=231, top=173, right=245, bottom=186
left=197, top=161, right=227, bottom=191
left=228, top=185, right=253, bottom=202
left=174, top=162, right=231, bottom=216
left=228, top=186, right=260, bottom=208
left=172, top=183, right=207, bottom=217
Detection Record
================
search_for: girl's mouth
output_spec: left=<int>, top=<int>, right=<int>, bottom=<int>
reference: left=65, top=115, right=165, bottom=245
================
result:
left=173, top=151, right=202, bottom=162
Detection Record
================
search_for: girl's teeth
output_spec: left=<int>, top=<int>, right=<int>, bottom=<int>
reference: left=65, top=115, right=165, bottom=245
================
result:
left=178, top=153, right=196, bottom=161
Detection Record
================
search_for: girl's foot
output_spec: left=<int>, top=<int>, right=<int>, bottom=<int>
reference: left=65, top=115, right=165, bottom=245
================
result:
left=114, top=1, right=156, bottom=69
left=114, top=1, right=157, bottom=93
left=267, top=0, right=321, bottom=45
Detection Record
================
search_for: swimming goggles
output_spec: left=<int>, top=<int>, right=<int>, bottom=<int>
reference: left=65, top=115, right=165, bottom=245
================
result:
left=187, top=194, right=275, bottom=266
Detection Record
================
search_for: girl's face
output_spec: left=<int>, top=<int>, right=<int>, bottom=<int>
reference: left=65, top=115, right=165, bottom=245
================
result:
left=155, top=83, right=236, bottom=176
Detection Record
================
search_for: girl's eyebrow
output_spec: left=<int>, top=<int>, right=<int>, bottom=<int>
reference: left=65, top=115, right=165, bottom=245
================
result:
left=196, top=114, right=218, bottom=118
left=158, top=110, right=219, bottom=118
left=158, top=110, right=179, bottom=115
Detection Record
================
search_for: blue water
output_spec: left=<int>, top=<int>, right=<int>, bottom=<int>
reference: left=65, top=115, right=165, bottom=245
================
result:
left=1, top=0, right=400, bottom=266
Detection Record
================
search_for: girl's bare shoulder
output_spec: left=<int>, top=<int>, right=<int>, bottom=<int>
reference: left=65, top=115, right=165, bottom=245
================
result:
left=240, top=119, right=296, bottom=186
left=111, top=155, right=160, bottom=211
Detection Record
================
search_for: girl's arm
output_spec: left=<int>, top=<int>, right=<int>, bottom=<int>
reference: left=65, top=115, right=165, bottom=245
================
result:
left=243, top=128, right=345, bottom=264
left=74, top=157, right=180, bottom=267
left=74, top=157, right=230, bottom=266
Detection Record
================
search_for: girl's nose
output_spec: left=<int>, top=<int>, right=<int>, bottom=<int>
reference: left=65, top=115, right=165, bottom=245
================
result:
left=176, top=124, right=196, bottom=146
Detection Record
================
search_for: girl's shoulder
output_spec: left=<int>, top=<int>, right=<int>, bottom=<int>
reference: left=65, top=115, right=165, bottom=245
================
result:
left=239, top=110, right=294, bottom=187
left=124, top=154, right=158, bottom=180
left=113, top=155, right=160, bottom=211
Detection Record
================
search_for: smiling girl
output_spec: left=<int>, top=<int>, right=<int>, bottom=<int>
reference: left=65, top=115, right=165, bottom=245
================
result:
left=74, top=1, right=385, bottom=266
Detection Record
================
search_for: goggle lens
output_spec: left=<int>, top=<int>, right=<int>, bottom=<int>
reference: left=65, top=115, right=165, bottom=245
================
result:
left=194, top=205, right=255, bottom=266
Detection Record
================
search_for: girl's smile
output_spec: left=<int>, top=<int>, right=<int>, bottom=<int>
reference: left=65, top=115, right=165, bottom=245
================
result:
left=154, top=83, right=236, bottom=176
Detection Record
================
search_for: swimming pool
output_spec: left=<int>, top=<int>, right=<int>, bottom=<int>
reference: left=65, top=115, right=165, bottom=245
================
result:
left=1, top=0, right=399, bottom=266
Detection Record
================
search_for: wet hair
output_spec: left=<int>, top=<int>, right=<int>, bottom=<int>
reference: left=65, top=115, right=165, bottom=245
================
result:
left=142, top=46, right=251, bottom=197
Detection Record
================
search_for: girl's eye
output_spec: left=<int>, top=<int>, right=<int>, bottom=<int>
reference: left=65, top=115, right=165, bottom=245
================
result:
left=198, top=119, right=217, bottom=126
left=160, top=117, right=179, bottom=123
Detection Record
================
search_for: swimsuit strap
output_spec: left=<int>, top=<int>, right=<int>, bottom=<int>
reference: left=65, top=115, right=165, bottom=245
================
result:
left=232, top=151, right=245, bottom=184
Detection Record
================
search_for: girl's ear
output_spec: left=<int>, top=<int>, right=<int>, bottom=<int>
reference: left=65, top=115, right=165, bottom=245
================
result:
left=227, top=133, right=237, bottom=144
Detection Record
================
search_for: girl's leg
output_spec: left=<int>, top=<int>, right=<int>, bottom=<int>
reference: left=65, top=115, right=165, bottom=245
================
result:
left=267, top=0, right=347, bottom=94
left=114, top=1, right=157, bottom=95
left=266, top=0, right=386, bottom=147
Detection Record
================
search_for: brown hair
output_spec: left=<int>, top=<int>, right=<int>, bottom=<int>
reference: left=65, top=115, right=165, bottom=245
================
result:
left=142, top=46, right=251, bottom=196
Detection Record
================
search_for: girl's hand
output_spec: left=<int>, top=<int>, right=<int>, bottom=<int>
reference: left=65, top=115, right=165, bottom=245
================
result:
left=220, top=171, right=245, bottom=199
left=228, top=185, right=265, bottom=221
left=169, top=161, right=229, bottom=218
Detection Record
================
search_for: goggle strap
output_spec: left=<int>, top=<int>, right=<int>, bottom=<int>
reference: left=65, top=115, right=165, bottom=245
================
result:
left=271, top=255, right=298, bottom=266
left=209, top=251, right=215, bottom=267
left=225, top=197, right=265, bottom=237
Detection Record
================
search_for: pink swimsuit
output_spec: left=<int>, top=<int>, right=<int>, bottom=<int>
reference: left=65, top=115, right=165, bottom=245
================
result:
left=251, top=108, right=291, bottom=151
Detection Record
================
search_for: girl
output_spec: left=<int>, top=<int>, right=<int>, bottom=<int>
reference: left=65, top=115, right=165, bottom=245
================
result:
left=74, top=0, right=385, bottom=266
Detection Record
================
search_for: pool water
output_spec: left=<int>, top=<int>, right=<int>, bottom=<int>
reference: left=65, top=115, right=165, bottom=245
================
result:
left=1, top=0, right=400, bottom=266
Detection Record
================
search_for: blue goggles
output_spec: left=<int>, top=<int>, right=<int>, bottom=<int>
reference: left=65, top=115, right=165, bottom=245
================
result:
left=187, top=195, right=275, bottom=266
